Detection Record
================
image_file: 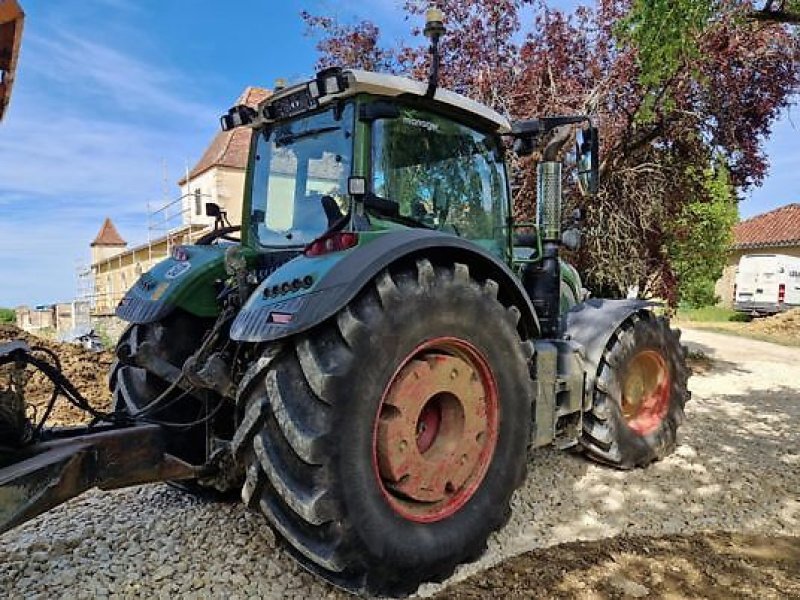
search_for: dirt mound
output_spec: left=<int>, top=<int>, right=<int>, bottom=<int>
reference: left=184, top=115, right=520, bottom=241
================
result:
left=746, top=308, right=800, bottom=341
left=434, top=531, right=800, bottom=599
left=0, top=324, right=113, bottom=426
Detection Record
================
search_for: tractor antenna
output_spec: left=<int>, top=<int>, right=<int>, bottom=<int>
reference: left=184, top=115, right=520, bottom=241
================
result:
left=424, top=6, right=446, bottom=98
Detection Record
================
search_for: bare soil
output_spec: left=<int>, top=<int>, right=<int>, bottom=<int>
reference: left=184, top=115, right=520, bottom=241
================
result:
left=0, top=324, right=113, bottom=426
left=746, top=307, right=800, bottom=339
left=681, top=308, right=800, bottom=347
left=434, top=532, right=800, bottom=600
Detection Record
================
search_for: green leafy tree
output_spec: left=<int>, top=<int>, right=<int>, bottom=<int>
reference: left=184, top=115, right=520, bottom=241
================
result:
left=0, top=308, right=16, bottom=324
left=668, top=162, right=738, bottom=307
left=618, top=0, right=715, bottom=120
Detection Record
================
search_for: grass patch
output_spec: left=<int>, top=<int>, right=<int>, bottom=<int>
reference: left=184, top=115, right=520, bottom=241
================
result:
left=675, top=306, right=747, bottom=323
left=686, top=324, right=800, bottom=348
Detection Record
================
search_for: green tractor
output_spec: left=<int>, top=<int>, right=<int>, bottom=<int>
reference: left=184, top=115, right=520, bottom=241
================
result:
left=0, top=9, right=688, bottom=597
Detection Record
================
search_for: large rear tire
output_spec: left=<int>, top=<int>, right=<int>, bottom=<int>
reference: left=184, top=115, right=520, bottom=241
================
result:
left=234, top=260, right=534, bottom=595
left=580, top=311, right=689, bottom=468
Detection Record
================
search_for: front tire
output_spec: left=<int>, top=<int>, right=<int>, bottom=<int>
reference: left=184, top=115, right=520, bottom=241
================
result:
left=234, top=260, right=534, bottom=595
left=580, top=311, right=689, bottom=468
left=110, top=311, right=216, bottom=470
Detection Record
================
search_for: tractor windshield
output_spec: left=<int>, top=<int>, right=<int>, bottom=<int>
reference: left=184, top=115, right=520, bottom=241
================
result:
left=372, top=108, right=510, bottom=255
left=250, top=104, right=354, bottom=246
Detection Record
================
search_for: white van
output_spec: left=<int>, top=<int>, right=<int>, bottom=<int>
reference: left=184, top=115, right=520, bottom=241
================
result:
left=734, top=254, right=800, bottom=315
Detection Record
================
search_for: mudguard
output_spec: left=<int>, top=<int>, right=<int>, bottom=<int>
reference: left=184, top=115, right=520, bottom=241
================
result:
left=563, top=298, right=656, bottom=409
left=116, top=245, right=227, bottom=324
left=230, top=229, right=540, bottom=343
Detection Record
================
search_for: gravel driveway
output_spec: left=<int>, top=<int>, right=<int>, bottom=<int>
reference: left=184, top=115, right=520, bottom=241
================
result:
left=1, top=328, right=797, bottom=599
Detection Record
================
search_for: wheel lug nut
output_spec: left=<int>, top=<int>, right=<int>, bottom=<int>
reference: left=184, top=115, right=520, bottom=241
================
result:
left=399, top=440, right=408, bottom=452
left=450, top=369, right=458, bottom=379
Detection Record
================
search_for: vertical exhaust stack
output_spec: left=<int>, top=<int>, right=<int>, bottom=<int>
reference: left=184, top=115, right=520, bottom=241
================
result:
left=533, top=126, right=573, bottom=338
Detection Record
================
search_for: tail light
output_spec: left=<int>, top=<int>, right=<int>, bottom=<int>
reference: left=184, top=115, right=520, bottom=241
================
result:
left=779, top=283, right=786, bottom=304
left=171, top=245, right=190, bottom=261
left=304, top=231, right=359, bottom=257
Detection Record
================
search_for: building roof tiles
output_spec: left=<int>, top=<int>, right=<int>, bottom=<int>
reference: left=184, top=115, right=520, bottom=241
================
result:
left=733, top=203, right=800, bottom=249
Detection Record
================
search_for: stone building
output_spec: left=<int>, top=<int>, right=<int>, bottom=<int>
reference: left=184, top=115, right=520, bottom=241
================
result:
left=87, top=86, right=270, bottom=316
left=178, top=87, right=271, bottom=228
left=15, top=301, right=91, bottom=335
left=89, top=218, right=206, bottom=316
left=715, top=203, right=800, bottom=307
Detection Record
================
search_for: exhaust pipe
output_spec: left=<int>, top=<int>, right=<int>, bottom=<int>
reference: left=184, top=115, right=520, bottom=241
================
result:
left=532, top=126, right=573, bottom=337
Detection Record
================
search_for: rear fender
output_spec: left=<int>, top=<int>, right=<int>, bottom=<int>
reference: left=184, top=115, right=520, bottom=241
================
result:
left=230, top=229, right=540, bottom=343
left=116, top=246, right=227, bottom=324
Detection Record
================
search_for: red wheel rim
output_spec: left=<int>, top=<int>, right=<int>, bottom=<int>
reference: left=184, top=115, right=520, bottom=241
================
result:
left=372, top=337, right=499, bottom=523
left=621, top=349, right=671, bottom=436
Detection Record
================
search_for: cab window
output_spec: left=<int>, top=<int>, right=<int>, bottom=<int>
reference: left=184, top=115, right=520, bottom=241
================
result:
left=371, top=108, right=509, bottom=254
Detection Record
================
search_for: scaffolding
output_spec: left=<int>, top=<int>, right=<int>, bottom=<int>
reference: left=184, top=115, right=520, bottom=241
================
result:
left=79, top=189, right=213, bottom=316
left=147, top=189, right=214, bottom=258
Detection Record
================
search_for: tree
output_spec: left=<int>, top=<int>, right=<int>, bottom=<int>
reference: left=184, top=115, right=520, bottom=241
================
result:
left=667, top=162, right=739, bottom=307
left=302, top=0, right=799, bottom=304
left=0, top=308, right=15, bottom=324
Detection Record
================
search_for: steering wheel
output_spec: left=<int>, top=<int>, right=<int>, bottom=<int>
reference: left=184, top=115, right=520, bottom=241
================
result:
left=196, top=225, right=242, bottom=245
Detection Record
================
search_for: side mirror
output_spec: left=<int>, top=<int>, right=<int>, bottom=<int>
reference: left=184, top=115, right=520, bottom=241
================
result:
left=205, top=202, right=222, bottom=218
left=576, top=126, right=599, bottom=196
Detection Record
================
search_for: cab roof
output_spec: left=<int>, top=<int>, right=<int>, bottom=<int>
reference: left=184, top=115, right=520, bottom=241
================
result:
left=261, top=69, right=512, bottom=134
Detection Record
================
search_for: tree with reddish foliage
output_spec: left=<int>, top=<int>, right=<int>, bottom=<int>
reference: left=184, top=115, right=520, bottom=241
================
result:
left=302, top=1, right=799, bottom=304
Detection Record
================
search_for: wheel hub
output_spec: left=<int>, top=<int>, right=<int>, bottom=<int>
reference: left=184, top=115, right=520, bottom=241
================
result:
left=621, top=349, right=671, bottom=436
left=373, top=338, right=499, bottom=523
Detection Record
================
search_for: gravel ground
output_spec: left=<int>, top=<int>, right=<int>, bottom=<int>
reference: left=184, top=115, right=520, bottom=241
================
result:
left=1, top=328, right=798, bottom=598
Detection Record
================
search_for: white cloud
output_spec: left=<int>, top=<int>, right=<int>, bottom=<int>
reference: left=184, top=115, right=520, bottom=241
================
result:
left=22, top=31, right=214, bottom=122
left=0, top=17, right=220, bottom=306
left=0, top=107, right=201, bottom=204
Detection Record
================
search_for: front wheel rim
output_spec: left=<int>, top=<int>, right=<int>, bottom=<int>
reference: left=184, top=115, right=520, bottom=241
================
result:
left=372, top=337, right=500, bottom=523
left=621, top=349, right=671, bottom=436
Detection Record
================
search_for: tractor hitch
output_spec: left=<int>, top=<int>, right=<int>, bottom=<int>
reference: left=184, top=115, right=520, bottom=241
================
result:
left=0, top=339, right=203, bottom=536
left=0, top=423, right=200, bottom=535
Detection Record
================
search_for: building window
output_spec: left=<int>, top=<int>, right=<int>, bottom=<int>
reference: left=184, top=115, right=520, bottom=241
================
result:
left=195, top=189, right=203, bottom=216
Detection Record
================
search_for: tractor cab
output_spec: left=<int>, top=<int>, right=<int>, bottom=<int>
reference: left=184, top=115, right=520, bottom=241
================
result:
left=225, top=68, right=514, bottom=262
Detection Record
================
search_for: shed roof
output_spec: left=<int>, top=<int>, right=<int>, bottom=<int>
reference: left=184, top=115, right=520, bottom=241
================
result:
left=733, top=203, right=800, bottom=249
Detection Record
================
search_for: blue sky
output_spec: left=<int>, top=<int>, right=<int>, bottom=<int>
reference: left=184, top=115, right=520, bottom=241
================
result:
left=0, top=0, right=796, bottom=307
